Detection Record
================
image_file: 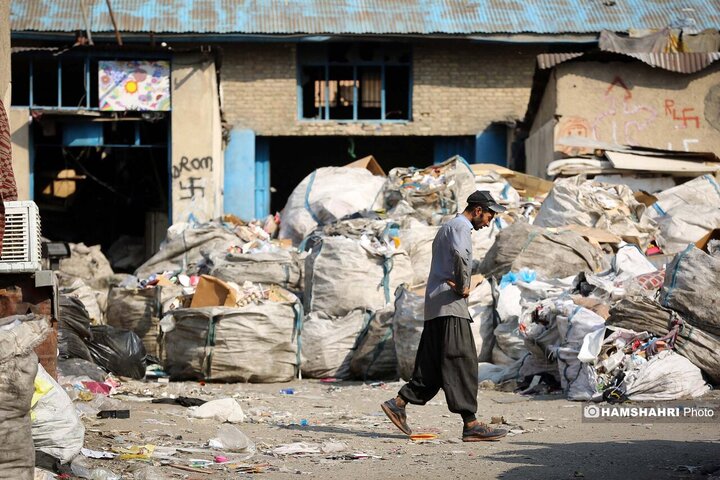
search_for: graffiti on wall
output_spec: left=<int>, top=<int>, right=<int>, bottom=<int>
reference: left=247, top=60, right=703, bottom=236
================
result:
left=664, top=99, right=701, bottom=129
left=172, top=154, right=215, bottom=223
left=172, top=156, right=213, bottom=180
left=555, top=74, right=713, bottom=154
left=591, top=76, right=658, bottom=146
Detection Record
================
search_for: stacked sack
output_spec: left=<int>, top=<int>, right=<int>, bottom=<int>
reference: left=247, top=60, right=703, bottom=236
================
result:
left=301, top=219, right=413, bottom=379
left=473, top=174, right=720, bottom=402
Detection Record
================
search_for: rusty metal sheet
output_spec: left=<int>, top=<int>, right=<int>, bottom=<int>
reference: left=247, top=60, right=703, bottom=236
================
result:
left=11, top=0, right=720, bottom=35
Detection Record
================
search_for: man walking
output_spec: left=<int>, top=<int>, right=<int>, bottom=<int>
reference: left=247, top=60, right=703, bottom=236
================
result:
left=381, top=191, right=508, bottom=442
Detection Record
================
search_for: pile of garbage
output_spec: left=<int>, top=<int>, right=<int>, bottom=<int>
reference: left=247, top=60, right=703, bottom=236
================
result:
left=52, top=156, right=719, bottom=403
left=469, top=174, right=720, bottom=402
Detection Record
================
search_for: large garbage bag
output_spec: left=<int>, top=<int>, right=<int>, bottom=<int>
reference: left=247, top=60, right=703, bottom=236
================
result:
left=0, top=315, right=51, bottom=480
left=398, top=221, right=440, bottom=287
left=106, top=286, right=162, bottom=357
left=57, top=358, right=108, bottom=382
left=279, top=167, right=387, bottom=245
left=491, top=284, right=528, bottom=364
left=304, top=235, right=413, bottom=317
left=518, top=302, right=561, bottom=380
left=556, top=305, right=605, bottom=401
left=479, top=221, right=606, bottom=280
left=493, top=319, right=526, bottom=364
left=660, top=246, right=720, bottom=337
left=653, top=205, right=720, bottom=255
left=58, top=277, right=104, bottom=323
left=136, top=223, right=241, bottom=277
left=58, top=295, right=94, bottom=361
left=534, top=176, right=657, bottom=250
left=59, top=243, right=114, bottom=283
left=607, top=296, right=720, bottom=384
left=392, top=287, right=425, bottom=381
left=87, top=325, right=147, bottom=379
left=474, top=171, right=521, bottom=208
left=161, top=303, right=301, bottom=383
left=384, top=156, right=476, bottom=225
left=31, top=364, right=84, bottom=464
left=209, top=250, right=305, bottom=291
left=349, top=305, right=398, bottom=381
left=301, top=309, right=369, bottom=379
left=468, top=280, right=497, bottom=363
left=624, top=351, right=709, bottom=401
left=646, top=174, right=720, bottom=221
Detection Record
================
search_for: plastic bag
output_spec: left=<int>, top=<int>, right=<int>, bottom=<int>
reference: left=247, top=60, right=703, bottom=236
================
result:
left=0, top=316, right=50, bottom=480
left=58, top=295, right=94, bottom=361
left=31, top=364, right=85, bottom=463
left=87, top=325, right=147, bottom=379
left=624, top=351, right=710, bottom=401
left=189, top=398, right=246, bottom=423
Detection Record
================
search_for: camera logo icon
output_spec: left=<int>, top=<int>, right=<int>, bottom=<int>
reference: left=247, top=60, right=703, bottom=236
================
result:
left=584, top=405, right=600, bottom=419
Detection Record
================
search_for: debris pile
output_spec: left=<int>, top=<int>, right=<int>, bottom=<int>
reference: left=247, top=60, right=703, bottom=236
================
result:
left=473, top=174, right=719, bottom=403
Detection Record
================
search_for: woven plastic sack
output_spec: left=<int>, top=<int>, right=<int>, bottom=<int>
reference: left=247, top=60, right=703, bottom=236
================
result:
left=210, top=250, right=305, bottom=291
left=384, top=156, right=476, bottom=225
left=161, top=303, right=301, bottom=383
left=392, top=287, right=425, bottom=381
left=624, top=351, right=710, bottom=401
left=301, top=309, right=369, bottom=379
left=279, top=167, right=386, bottom=245
left=106, top=286, right=161, bottom=357
left=479, top=221, right=606, bottom=280
left=304, top=235, right=413, bottom=317
left=534, top=176, right=657, bottom=250
left=0, top=316, right=51, bottom=480
left=660, top=246, right=720, bottom=337
left=349, top=305, right=398, bottom=380
left=136, top=223, right=240, bottom=277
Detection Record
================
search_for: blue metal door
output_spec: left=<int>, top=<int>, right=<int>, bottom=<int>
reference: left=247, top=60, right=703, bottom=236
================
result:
left=224, top=129, right=256, bottom=220
left=254, top=138, right=270, bottom=218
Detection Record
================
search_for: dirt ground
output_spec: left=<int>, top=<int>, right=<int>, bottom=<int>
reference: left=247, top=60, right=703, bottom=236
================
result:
left=66, top=379, right=720, bottom=480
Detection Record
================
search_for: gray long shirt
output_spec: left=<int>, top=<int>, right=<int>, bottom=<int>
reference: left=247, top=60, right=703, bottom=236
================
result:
left=424, top=215, right=473, bottom=321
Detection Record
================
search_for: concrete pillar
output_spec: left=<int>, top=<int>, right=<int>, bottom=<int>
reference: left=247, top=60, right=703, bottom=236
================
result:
left=170, top=53, right=223, bottom=224
left=9, top=108, right=31, bottom=200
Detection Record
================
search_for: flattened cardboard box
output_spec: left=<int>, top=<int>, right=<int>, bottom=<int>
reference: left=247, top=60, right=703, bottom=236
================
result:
left=190, top=274, right=239, bottom=308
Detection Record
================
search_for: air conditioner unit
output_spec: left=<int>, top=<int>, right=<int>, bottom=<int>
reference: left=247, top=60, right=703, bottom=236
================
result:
left=0, top=201, right=42, bottom=273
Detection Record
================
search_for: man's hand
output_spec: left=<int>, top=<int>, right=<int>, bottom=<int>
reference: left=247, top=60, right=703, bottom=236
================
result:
left=447, top=280, right=470, bottom=298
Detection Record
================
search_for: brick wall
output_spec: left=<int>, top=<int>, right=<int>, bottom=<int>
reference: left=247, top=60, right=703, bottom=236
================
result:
left=221, top=42, right=542, bottom=136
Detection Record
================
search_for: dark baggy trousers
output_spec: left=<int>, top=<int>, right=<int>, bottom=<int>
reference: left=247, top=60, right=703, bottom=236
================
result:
left=398, top=316, right=478, bottom=423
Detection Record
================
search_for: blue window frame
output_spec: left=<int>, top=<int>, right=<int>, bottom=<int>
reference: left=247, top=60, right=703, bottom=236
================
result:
left=11, top=51, right=171, bottom=111
left=297, top=43, right=412, bottom=122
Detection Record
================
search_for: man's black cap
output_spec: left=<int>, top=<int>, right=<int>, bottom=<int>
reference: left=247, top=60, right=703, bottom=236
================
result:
left=466, top=190, right=507, bottom=213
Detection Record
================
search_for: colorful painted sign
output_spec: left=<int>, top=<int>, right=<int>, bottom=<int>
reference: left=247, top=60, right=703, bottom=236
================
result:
left=98, top=60, right=170, bottom=111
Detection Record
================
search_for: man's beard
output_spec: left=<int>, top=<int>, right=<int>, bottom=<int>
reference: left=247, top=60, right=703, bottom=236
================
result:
left=471, top=217, right=486, bottom=230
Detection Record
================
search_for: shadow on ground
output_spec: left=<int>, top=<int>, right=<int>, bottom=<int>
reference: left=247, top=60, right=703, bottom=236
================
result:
left=279, top=423, right=408, bottom=440
left=487, top=440, right=720, bottom=480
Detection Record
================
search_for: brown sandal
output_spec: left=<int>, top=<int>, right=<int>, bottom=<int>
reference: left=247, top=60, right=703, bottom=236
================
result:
left=381, top=399, right=412, bottom=436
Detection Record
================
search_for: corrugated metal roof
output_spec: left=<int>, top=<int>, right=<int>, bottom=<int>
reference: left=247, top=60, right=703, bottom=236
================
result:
left=537, top=52, right=584, bottom=69
left=538, top=51, right=720, bottom=73
left=618, top=52, right=720, bottom=73
left=11, top=0, right=720, bottom=35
